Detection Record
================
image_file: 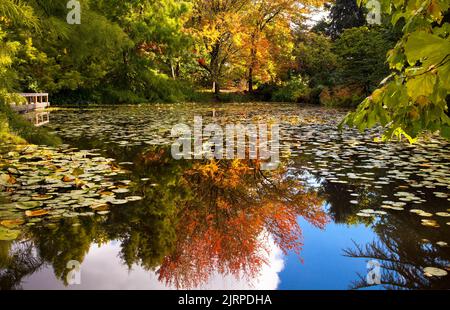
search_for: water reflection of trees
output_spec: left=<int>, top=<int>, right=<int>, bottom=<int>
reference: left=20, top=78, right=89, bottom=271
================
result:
left=0, top=147, right=328, bottom=289
left=157, top=158, right=328, bottom=288
left=321, top=178, right=450, bottom=290
left=0, top=241, right=43, bottom=290
left=343, top=215, right=450, bottom=290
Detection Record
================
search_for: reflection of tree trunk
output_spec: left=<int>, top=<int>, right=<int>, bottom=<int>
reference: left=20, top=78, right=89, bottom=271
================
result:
left=0, top=242, right=44, bottom=290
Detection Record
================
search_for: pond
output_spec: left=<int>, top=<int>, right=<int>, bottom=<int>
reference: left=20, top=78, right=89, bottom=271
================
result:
left=1, top=103, right=449, bottom=290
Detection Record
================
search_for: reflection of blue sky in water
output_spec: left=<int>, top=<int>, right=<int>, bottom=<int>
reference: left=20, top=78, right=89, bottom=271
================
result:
left=279, top=216, right=379, bottom=290
left=21, top=206, right=379, bottom=290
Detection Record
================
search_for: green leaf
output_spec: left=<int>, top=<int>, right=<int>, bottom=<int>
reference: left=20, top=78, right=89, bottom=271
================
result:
left=438, top=62, right=450, bottom=89
left=404, top=31, right=450, bottom=67
left=406, top=73, right=437, bottom=100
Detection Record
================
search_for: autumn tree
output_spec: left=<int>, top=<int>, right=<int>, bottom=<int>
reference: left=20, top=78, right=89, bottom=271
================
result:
left=157, top=159, right=328, bottom=288
left=188, top=0, right=250, bottom=94
left=242, top=0, right=304, bottom=92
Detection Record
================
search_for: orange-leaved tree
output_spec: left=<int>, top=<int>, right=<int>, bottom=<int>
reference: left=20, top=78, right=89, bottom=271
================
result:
left=157, top=159, right=328, bottom=288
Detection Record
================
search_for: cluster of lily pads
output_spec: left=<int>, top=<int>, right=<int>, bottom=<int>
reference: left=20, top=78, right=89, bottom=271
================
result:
left=0, top=143, right=142, bottom=241
left=286, top=120, right=450, bottom=214
left=46, top=105, right=450, bottom=229
left=38, top=104, right=450, bottom=280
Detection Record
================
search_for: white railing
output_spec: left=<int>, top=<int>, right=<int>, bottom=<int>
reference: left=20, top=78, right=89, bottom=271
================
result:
left=10, top=93, right=50, bottom=113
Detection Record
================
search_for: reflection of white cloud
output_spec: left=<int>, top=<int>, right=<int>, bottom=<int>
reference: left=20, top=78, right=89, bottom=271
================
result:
left=193, top=236, right=285, bottom=290
left=22, top=236, right=285, bottom=290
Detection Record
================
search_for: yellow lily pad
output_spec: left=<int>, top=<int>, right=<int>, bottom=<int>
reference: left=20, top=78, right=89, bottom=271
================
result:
left=25, top=209, right=50, bottom=217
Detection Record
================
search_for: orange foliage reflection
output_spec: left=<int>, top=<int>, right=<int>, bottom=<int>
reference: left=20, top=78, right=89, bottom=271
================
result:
left=157, top=159, right=328, bottom=288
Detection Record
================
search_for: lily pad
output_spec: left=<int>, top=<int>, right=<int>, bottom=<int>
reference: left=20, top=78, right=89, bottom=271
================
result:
left=423, top=267, right=448, bottom=277
left=0, top=226, right=20, bottom=241
left=436, top=212, right=450, bottom=217
left=421, top=219, right=440, bottom=228
left=110, top=199, right=128, bottom=205
left=25, top=209, right=50, bottom=217
left=15, top=201, right=42, bottom=210
left=32, top=194, right=53, bottom=201
left=126, top=196, right=143, bottom=202
left=112, top=188, right=130, bottom=194
left=1, top=219, right=25, bottom=228
left=356, top=213, right=372, bottom=217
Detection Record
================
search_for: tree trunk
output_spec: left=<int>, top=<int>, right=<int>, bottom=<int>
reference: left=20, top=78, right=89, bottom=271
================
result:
left=123, top=51, right=129, bottom=65
left=248, top=34, right=257, bottom=93
left=170, top=63, right=177, bottom=80
left=248, top=66, right=254, bottom=93
left=213, top=81, right=220, bottom=95
left=175, top=61, right=180, bottom=78
left=170, top=61, right=176, bottom=80
left=209, top=44, right=221, bottom=96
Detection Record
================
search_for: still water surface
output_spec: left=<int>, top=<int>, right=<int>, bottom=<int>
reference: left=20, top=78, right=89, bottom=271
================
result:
left=1, top=103, right=449, bottom=290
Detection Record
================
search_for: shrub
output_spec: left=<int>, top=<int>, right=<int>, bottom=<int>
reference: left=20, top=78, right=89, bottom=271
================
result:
left=272, top=77, right=311, bottom=103
left=256, top=77, right=311, bottom=103
left=319, top=85, right=365, bottom=108
left=309, top=85, right=326, bottom=105
left=255, top=83, right=281, bottom=102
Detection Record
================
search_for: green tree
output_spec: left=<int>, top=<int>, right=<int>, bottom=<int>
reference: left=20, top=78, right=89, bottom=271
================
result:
left=333, top=26, right=394, bottom=94
left=326, top=0, right=367, bottom=39
left=343, top=0, right=450, bottom=141
left=92, top=0, right=193, bottom=102
left=294, top=31, right=338, bottom=87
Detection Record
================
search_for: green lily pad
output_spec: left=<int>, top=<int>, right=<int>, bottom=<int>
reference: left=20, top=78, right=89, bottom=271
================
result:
left=32, top=194, right=54, bottom=201
left=0, top=226, right=20, bottom=241
left=15, top=201, right=42, bottom=210
left=0, top=174, right=9, bottom=186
